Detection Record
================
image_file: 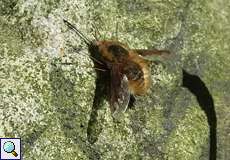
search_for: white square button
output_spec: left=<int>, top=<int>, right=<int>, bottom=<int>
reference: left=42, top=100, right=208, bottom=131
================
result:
left=0, top=138, right=21, bottom=160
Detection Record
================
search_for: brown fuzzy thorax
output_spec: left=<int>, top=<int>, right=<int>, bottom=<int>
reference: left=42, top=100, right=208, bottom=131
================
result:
left=94, top=40, right=151, bottom=95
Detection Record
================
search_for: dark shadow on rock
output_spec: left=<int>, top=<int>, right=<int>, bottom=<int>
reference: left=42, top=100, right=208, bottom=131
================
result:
left=182, top=69, right=217, bottom=160
left=128, top=94, right=136, bottom=109
left=49, top=60, right=101, bottom=159
left=87, top=69, right=109, bottom=144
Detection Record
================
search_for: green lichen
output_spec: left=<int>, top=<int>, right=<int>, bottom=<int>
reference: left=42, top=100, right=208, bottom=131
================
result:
left=165, top=101, right=209, bottom=160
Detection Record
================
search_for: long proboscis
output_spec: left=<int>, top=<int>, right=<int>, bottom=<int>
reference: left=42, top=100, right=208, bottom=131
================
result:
left=63, top=19, right=91, bottom=45
left=64, top=19, right=104, bottom=65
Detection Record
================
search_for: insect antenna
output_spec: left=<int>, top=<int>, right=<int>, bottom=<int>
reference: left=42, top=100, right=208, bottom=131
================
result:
left=115, top=21, right=119, bottom=40
left=63, top=19, right=91, bottom=46
left=92, top=23, right=102, bottom=40
left=92, top=29, right=98, bottom=41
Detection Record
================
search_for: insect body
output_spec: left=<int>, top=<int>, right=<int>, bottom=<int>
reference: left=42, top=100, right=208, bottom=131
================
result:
left=64, top=20, right=169, bottom=116
left=89, top=40, right=152, bottom=114
left=90, top=40, right=151, bottom=94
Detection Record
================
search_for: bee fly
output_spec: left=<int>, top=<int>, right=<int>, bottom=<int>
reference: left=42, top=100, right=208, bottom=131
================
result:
left=63, top=19, right=170, bottom=117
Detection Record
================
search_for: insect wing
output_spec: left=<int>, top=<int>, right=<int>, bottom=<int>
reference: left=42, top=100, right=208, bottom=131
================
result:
left=116, top=75, right=130, bottom=113
left=133, top=49, right=171, bottom=61
left=110, top=65, right=130, bottom=117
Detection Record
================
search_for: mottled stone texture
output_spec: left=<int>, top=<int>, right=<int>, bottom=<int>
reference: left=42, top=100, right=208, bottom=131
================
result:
left=0, top=0, right=229, bottom=159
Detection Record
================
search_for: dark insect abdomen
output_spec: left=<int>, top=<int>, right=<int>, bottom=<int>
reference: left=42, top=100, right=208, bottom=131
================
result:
left=123, top=61, right=144, bottom=81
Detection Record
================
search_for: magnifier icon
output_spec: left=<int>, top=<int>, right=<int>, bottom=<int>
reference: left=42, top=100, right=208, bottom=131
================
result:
left=3, top=141, right=18, bottom=157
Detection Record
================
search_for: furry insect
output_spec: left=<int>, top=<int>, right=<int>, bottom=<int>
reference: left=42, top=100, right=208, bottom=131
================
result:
left=63, top=19, right=170, bottom=117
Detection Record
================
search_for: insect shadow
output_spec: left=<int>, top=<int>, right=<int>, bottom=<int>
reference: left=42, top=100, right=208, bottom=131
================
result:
left=182, top=70, right=217, bottom=160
